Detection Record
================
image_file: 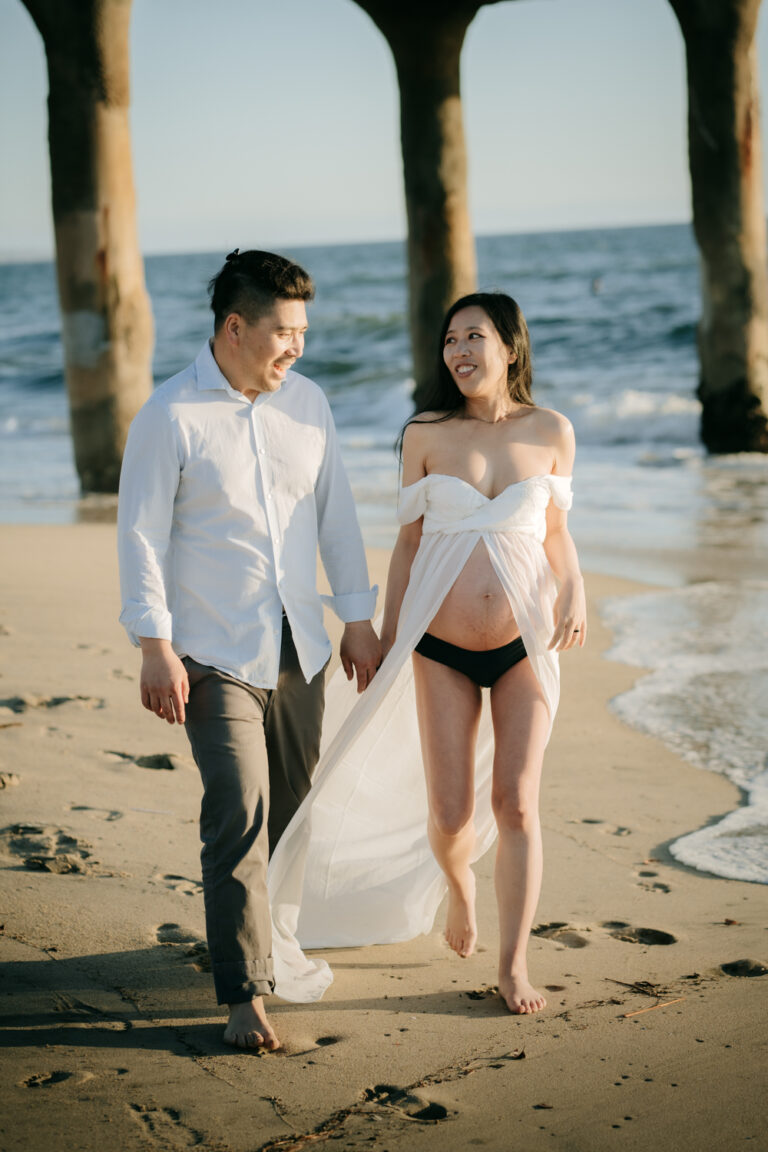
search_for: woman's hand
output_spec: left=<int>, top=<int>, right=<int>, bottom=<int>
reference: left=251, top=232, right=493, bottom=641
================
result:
left=549, top=578, right=587, bottom=651
left=379, top=632, right=396, bottom=663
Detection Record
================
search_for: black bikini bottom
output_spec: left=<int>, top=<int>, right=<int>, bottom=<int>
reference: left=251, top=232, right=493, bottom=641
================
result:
left=413, top=632, right=527, bottom=688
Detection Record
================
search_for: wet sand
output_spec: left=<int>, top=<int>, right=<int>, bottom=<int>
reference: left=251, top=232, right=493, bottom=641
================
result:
left=0, top=524, right=766, bottom=1152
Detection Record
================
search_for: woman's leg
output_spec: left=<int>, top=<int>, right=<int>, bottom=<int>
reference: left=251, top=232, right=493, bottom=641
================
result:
left=412, top=652, right=483, bottom=957
left=489, top=658, right=551, bottom=1013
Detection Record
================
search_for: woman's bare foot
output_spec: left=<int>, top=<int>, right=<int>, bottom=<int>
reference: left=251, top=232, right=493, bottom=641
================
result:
left=499, top=972, right=546, bottom=1015
left=224, top=997, right=280, bottom=1050
left=445, top=870, right=477, bottom=957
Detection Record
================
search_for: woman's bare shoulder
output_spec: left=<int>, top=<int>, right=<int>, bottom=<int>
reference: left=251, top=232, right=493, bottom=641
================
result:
left=529, top=405, right=574, bottom=444
left=405, top=410, right=457, bottom=427
left=403, top=412, right=458, bottom=441
left=528, top=406, right=575, bottom=473
left=402, top=413, right=459, bottom=483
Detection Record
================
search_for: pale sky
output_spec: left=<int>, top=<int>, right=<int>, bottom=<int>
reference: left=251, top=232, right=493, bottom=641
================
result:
left=2, top=0, right=768, bottom=258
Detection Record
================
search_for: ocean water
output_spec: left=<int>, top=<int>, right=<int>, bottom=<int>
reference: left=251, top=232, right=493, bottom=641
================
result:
left=1, top=223, right=767, bottom=882
left=602, top=583, right=768, bottom=883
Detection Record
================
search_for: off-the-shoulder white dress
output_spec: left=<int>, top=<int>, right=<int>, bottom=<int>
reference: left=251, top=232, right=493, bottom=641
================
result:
left=267, top=472, right=573, bottom=1002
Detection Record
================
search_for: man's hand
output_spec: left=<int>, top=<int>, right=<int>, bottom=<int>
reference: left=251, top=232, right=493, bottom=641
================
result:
left=340, top=620, right=382, bottom=693
left=139, top=638, right=190, bottom=724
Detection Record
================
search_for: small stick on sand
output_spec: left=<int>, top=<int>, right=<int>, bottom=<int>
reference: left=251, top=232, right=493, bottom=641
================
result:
left=622, top=997, right=685, bottom=1018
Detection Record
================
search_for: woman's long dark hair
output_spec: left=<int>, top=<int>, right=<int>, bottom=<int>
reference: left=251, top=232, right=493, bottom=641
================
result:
left=397, top=292, right=534, bottom=457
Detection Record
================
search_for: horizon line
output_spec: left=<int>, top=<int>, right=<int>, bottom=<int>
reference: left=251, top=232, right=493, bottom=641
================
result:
left=0, top=215, right=696, bottom=267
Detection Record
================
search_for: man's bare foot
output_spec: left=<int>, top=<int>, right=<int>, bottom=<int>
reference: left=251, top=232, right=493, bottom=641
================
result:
left=223, top=997, right=280, bottom=1050
left=445, top=870, right=477, bottom=958
left=499, top=973, right=546, bottom=1015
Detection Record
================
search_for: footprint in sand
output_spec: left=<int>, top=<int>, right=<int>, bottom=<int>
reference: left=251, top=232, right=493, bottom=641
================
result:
left=107, top=668, right=135, bottom=681
left=532, top=922, right=590, bottom=948
left=19, top=1071, right=74, bottom=1088
left=129, top=1104, right=204, bottom=1146
left=67, top=804, right=123, bottom=822
left=157, top=873, right=203, bottom=896
left=634, top=870, right=671, bottom=893
left=75, top=643, right=111, bottom=656
left=602, top=921, right=676, bottom=946
left=281, top=1034, right=346, bottom=1057
left=720, top=959, right=768, bottom=978
left=104, top=750, right=193, bottom=771
left=185, top=942, right=211, bottom=972
left=0, top=694, right=105, bottom=713
left=155, top=923, right=201, bottom=945
left=154, top=923, right=209, bottom=972
left=574, top=818, right=632, bottom=837
left=465, top=985, right=499, bottom=1000
left=44, top=726, right=73, bottom=740
left=363, top=1084, right=451, bottom=1124
left=0, top=823, right=98, bottom=874
left=0, top=772, right=20, bottom=789
left=23, top=855, right=92, bottom=875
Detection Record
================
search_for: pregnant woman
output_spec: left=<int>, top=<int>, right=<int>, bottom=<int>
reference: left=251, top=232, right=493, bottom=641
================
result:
left=380, top=292, right=585, bottom=1013
left=268, top=292, right=585, bottom=1015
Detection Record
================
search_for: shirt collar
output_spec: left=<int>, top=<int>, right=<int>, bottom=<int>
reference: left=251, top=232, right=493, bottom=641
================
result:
left=194, top=340, right=248, bottom=401
left=193, top=340, right=295, bottom=406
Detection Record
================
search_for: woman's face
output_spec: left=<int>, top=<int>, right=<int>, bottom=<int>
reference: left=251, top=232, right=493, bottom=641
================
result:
left=443, top=306, right=515, bottom=400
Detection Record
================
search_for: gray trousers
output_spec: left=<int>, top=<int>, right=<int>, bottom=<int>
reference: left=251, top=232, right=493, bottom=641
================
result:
left=183, top=618, right=326, bottom=1005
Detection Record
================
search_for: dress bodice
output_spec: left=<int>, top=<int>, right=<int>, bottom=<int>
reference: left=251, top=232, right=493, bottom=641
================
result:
left=398, top=473, right=573, bottom=541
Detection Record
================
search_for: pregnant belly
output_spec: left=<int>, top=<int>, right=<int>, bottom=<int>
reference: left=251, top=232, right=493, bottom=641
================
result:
left=427, top=540, right=520, bottom=650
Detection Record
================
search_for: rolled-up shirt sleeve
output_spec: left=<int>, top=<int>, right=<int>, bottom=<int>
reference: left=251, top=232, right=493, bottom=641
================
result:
left=117, top=398, right=181, bottom=646
left=315, top=400, right=377, bottom=623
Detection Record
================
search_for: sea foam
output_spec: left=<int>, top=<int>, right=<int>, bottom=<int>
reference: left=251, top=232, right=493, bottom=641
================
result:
left=601, top=581, right=768, bottom=883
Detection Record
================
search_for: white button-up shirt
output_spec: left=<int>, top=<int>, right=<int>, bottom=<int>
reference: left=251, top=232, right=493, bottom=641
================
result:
left=118, top=341, right=377, bottom=687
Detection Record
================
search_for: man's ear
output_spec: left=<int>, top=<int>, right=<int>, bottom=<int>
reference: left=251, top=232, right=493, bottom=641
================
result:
left=223, top=312, right=242, bottom=347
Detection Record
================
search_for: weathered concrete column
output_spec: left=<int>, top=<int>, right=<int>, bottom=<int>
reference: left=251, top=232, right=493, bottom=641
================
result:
left=355, top=1, right=501, bottom=402
left=670, top=0, right=768, bottom=452
left=21, top=0, right=154, bottom=491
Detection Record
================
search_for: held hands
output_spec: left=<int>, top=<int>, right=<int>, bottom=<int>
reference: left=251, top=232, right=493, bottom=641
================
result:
left=549, top=578, right=587, bottom=652
left=139, top=638, right=190, bottom=724
left=340, top=620, right=383, bottom=693
left=379, top=632, right=396, bottom=664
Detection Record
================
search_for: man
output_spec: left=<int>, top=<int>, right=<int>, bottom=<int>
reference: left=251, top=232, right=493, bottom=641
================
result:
left=118, top=250, right=380, bottom=1051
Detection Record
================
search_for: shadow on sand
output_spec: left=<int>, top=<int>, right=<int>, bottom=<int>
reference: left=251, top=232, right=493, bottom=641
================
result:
left=1, top=942, right=509, bottom=1059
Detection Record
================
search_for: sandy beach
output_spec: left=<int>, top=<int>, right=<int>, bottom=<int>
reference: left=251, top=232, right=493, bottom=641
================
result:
left=1, top=523, right=766, bottom=1152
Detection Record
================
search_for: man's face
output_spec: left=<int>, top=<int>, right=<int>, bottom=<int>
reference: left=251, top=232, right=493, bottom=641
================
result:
left=238, top=298, right=308, bottom=394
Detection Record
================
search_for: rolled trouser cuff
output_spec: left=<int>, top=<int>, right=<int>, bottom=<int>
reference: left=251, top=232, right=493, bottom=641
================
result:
left=213, top=958, right=275, bottom=1005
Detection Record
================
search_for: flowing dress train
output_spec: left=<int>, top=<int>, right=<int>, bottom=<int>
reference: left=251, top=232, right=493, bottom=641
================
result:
left=267, top=472, right=573, bottom=1002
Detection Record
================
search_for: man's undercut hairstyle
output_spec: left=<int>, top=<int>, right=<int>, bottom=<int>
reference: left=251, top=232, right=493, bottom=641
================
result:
left=209, top=249, right=315, bottom=331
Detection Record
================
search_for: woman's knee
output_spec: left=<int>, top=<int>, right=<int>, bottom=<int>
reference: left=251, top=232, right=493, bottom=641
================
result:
left=491, top=787, right=538, bottom=831
left=429, top=802, right=474, bottom=839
